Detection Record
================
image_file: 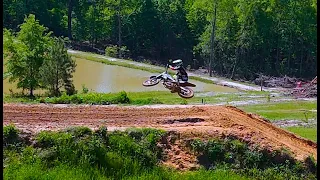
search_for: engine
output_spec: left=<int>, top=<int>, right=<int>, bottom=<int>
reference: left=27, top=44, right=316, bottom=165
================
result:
left=163, top=81, right=178, bottom=92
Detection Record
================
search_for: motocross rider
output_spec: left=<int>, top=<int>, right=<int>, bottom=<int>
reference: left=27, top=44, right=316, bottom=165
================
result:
left=169, top=59, right=188, bottom=85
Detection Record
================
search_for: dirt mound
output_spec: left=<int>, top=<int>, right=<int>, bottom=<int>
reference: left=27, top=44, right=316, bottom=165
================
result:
left=3, top=103, right=317, bottom=165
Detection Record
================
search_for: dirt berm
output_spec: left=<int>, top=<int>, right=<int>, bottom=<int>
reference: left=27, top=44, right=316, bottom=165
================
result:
left=3, top=103, right=317, bottom=164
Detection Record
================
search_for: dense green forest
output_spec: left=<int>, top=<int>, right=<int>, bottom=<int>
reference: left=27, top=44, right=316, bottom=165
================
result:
left=3, top=0, right=317, bottom=80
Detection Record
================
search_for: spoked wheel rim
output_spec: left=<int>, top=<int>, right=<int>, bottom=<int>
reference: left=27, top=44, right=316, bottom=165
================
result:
left=142, top=78, right=160, bottom=87
left=178, top=87, right=194, bottom=98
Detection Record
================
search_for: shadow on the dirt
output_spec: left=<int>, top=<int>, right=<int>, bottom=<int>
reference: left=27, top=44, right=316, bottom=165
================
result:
left=161, top=118, right=205, bottom=124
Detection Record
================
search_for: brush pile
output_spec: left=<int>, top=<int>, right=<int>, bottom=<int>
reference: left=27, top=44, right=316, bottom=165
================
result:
left=289, top=76, right=317, bottom=98
left=254, top=75, right=317, bottom=98
left=254, top=75, right=302, bottom=88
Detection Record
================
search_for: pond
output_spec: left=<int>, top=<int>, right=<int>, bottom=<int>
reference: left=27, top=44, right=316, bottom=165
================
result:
left=3, top=57, right=238, bottom=94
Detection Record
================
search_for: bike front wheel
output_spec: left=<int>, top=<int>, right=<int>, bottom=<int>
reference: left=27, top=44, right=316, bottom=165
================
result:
left=142, top=76, right=160, bottom=87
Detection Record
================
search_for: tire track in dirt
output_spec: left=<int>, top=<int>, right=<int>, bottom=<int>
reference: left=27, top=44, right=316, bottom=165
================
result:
left=3, top=103, right=317, bottom=161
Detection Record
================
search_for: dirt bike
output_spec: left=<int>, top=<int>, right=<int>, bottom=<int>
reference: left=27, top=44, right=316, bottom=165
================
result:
left=142, top=63, right=196, bottom=98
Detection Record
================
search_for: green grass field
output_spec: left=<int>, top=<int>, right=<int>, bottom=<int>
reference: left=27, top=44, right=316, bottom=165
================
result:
left=4, top=163, right=253, bottom=180
left=238, top=101, right=317, bottom=121
left=238, top=101, right=317, bottom=142
left=284, top=127, right=317, bottom=142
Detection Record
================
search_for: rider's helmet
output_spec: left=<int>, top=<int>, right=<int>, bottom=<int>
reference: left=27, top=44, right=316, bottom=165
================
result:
left=172, top=59, right=183, bottom=68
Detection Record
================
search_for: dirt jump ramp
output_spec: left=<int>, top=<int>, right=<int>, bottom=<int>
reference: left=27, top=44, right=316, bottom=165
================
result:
left=3, top=103, right=317, bottom=161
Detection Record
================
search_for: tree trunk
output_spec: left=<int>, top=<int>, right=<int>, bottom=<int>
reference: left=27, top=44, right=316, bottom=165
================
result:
left=93, top=2, right=97, bottom=46
left=299, top=49, right=303, bottom=77
left=55, top=63, right=59, bottom=96
left=68, top=0, right=73, bottom=40
left=118, top=0, right=122, bottom=58
left=25, top=0, right=29, bottom=14
left=30, top=87, right=34, bottom=97
left=209, top=1, right=217, bottom=77
left=288, top=31, right=291, bottom=75
left=29, top=60, right=34, bottom=97
left=299, top=46, right=303, bottom=77
left=276, top=38, right=279, bottom=76
left=230, top=47, right=239, bottom=79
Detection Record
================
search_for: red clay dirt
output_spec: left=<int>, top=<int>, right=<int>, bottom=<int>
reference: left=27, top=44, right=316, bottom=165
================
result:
left=3, top=103, right=317, bottom=170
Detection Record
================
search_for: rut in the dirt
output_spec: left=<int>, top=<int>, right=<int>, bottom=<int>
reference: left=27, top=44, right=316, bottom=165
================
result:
left=161, top=118, right=205, bottom=124
left=3, top=103, right=317, bottom=161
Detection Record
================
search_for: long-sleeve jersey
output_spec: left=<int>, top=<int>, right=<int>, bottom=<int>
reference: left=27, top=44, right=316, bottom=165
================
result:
left=169, top=65, right=188, bottom=81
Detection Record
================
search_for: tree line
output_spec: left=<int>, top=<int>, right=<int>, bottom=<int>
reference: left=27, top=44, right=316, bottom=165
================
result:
left=3, top=0, right=317, bottom=80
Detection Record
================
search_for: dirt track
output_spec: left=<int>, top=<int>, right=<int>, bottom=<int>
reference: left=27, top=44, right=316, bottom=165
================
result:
left=3, top=103, right=317, bottom=162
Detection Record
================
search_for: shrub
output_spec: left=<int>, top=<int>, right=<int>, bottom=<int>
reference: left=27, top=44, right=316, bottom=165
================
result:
left=82, top=84, right=89, bottom=94
left=3, top=124, right=22, bottom=149
left=105, top=45, right=118, bottom=58
left=63, top=126, right=93, bottom=138
left=105, top=45, right=130, bottom=58
left=51, top=92, right=72, bottom=104
left=3, top=124, right=19, bottom=143
left=34, top=130, right=107, bottom=167
left=304, top=156, right=317, bottom=174
left=112, top=91, right=130, bottom=104
left=189, top=139, right=206, bottom=154
left=70, top=94, right=83, bottom=104
left=206, top=140, right=226, bottom=163
left=37, top=91, right=133, bottom=105
left=31, top=127, right=164, bottom=170
left=188, top=137, right=317, bottom=179
left=108, top=134, right=157, bottom=167
left=120, top=46, right=130, bottom=58
left=35, top=131, right=73, bottom=148
left=94, top=126, right=108, bottom=144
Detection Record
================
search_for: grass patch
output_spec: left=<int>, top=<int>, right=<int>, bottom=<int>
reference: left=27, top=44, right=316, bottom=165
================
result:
left=71, top=55, right=163, bottom=74
left=188, top=76, right=216, bottom=84
left=125, top=168, right=252, bottom=180
left=284, top=127, right=317, bottom=142
left=238, top=101, right=317, bottom=142
left=4, top=90, right=271, bottom=105
left=128, top=91, right=272, bottom=105
left=4, top=163, right=109, bottom=180
left=238, top=101, right=317, bottom=121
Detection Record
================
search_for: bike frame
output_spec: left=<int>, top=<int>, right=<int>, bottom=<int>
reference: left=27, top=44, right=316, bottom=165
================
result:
left=154, top=64, right=175, bottom=82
